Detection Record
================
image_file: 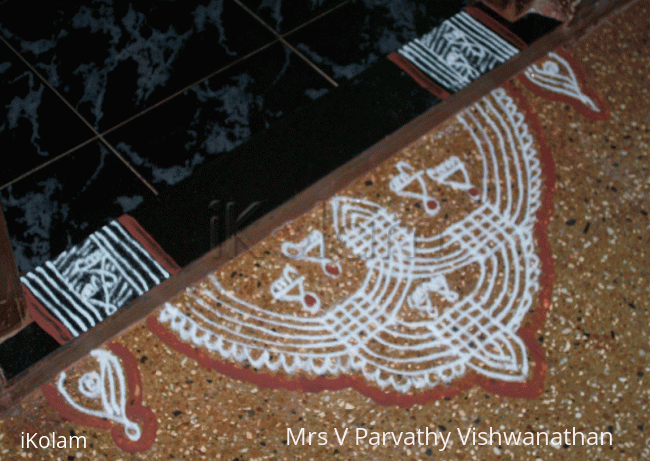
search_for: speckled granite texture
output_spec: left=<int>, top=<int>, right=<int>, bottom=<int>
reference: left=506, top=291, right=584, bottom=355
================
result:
left=1, top=1, right=649, bottom=460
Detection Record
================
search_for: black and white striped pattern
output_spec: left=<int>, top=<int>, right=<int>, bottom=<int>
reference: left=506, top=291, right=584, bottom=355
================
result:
left=397, top=11, right=519, bottom=92
left=22, top=220, right=170, bottom=337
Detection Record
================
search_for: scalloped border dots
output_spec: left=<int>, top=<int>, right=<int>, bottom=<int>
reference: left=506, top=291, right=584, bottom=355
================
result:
left=42, top=342, right=157, bottom=454
left=146, top=83, right=555, bottom=407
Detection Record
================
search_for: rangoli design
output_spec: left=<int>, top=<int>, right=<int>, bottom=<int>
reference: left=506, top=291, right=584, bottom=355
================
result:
left=42, top=342, right=157, bottom=453
left=148, top=84, right=555, bottom=405
left=388, top=8, right=524, bottom=98
left=519, top=48, right=610, bottom=120
left=281, top=229, right=342, bottom=277
left=21, top=215, right=179, bottom=344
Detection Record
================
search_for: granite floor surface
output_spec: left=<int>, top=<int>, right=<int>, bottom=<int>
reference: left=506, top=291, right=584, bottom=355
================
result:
left=0, top=0, right=647, bottom=459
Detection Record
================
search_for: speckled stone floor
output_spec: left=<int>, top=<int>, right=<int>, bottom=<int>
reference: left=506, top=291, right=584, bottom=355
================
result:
left=1, top=0, right=649, bottom=460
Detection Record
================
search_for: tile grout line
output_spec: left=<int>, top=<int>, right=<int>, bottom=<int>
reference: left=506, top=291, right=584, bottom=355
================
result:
left=0, top=38, right=281, bottom=191
left=278, top=38, right=338, bottom=87
left=95, top=39, right=281, bottom=140
left=0, top=138, right=96, bottom=191
left=281, top=0, right=351, bottom=37
left=232, top=0, right=339, bottom=88
left=1, top=0, right=344, bottom=192
left=0, top=34, right=160, bottom=196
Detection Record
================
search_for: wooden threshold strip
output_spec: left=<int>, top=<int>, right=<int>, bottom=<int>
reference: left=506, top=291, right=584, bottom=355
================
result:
left=0, top=0, right=635, bottom=415
left=0, top=204, right=28, bottom=363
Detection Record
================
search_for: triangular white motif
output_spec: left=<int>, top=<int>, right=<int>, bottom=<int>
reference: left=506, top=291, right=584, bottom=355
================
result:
left=389, top=161, right=440, bottom=215
left=281, top=230, right=341, bottom=277
left=270, top=265, right=321, bottom=313
left=426, top=156, right=479, bottom=199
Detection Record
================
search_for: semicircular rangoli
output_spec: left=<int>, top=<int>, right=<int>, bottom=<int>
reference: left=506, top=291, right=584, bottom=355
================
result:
left=148, top=84, right=555, bottom=406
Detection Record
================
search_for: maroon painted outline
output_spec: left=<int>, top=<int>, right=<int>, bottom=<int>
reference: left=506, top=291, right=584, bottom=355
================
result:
left=147, top=83, right=555, bottom=406
left=23, top=286, right=73, bottom=345
left=387, top=52, right=452, bottom=100
left=117, top=214, right=181, bottom=276
left=388, top=7, right=526, bottom=99
left=42, top=342, right=158, bottom=453
left=464, top=6, right=528, bottom=50
left=518, top=47, right=610, bottom=121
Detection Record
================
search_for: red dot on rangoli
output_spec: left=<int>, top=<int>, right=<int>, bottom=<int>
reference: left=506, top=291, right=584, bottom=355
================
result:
left=468, top=187, right=479, bottom=197
left=304, top=295, right=317, bottom=307
left=426, top=200, right=438, bottom=210
left=325, top=264, right=340, bottom=275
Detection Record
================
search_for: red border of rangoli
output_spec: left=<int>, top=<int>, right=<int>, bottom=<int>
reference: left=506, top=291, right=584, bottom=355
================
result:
left=518, top=47, right=610, bottom=121
left=117, top=214, right=181, bottom=276
left=23, top=287, right=75, bottom=345
left=42, top=342, right=158, bottom=453
left=387, top=52, right=452, bottom=100
left=146, top=83, right=555, bottom=407
left=464, top=6, right=528, bottom=50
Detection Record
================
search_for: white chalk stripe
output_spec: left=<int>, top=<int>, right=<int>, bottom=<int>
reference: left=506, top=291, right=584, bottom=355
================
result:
left=22, top=275, right=82, bottom=337
left=107, top=221, right=168, bottom=278
left=102, top=225, right=163, bottom=285
left=41, top=263, right=100, bottom=327
left=89, top=233, right=148, bottom=293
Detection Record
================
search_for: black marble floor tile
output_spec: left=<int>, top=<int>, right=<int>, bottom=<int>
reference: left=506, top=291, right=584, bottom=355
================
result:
left=238, top=0, right=346, bottom=34
left=0, top=0, right=275, bottom=132
left=104, top=41, right=332, bottom=194
left=0, top=46, right=94, bottom=187
left=0, top=141, right=153, bottom=274
left=131, top=59, right=441, bottom=267
left=285, top=0, right=465, bottom=83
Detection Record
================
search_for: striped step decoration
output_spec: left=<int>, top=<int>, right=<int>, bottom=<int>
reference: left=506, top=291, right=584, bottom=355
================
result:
left=389, top=7, right=526, bottom=98
left=22, top=215, right=179, bottom=344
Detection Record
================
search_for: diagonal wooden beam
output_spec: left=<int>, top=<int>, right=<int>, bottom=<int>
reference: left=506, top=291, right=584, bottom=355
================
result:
left=479, top=0, right=569, bottom=22
left=0, top=201, right=28, bottom=382
left=0, top=0, right=637, bottom=415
